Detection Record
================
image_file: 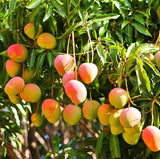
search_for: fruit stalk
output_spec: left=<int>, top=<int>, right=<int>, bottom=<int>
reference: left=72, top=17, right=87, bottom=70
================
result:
left=72, top=30, right=77, bottom=80
left=67, top=34, right=71, bottom=54
left=85, top=23, right=94, bottom=63
left=151, top=99, right=156, bottom=126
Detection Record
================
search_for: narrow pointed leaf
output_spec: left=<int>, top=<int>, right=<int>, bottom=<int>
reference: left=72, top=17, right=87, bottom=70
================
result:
left=96, top=131, right=105, bottom=159
left=132, top=22, right=152, bottom=37
left=26, top=0, right=44, bottom=9
left=47, top=52, right=53, bottom=67
left=57, top=21, right=83, bottom=39
left=53, top=134, right=60, bottom=153
left=109, top=134, right=121, bottom=158
left=96, top=43, right=106, bottom=64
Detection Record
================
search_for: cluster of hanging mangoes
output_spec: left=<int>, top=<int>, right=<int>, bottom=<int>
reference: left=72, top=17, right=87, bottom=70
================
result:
left=4, top=22, right=160, bottom=152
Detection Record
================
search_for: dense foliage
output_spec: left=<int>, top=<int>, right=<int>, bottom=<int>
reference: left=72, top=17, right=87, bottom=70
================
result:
left=0, top=0, right=160, bottom=158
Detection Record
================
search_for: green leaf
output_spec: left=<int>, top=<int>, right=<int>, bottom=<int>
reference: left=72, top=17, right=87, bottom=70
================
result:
left=124, top=24, right=132, bottom=45
left=100, top=37, right=116, bottom=45
left=121, top=20, right=129, bottom=29
left=45, top=152, right=54, bottom=159
left=54, top=152, right=65, bottom=159
left=57, top=21, right=83, bottom=39
left=29, top=5, right=43, bottom=22
left=16, top=104, right=27, bottom=119
left=109, top=134, right=121, bottom=158
left=28, top=49, right=36, bottom=70
left=81, top=137, right=97, bottom=147
left=135, top=58, right=151, bottom=95
left=6, top=0, right=17, bottom=16
left=1, top=129, right=7, bottom=158
left=11, top=107, right=20, bottom=127
left=132, top=22, right=152, bottom=37
left=35, top=53, right=46, bottom=75
left=47, top=52, right=53, bottom=67
left=96, top=43, right=106, bottom=64
left=67, top=1, right=80, bottom=24
left=153, top=105, right=159, bottom=127
left=115, top=29, right=123, bottom=44
left=43, top=4, right=53, bottom=22
left=82, top=0, right=95, bottom=12
left=95, top=131, right=105, bottom=159
left=117, top=42, right=126, bottom=58
left=142, top=58, right=160, bottom=75
left=109, top=45, right=118, bottom=67
left=53, top=134, right=60, bottom=153
left=133, top=14, right=145, bottom=25
left=113, top=1, right=126, bottom=19
left=91, top=13, right=120, bottom=24
left=51, top=0, right=67, bottom=18
left=26, top=0, right=44, bottom=9
left=63, top=0, right=70, bottom=15
left=0, top=50, right=7, bottom=55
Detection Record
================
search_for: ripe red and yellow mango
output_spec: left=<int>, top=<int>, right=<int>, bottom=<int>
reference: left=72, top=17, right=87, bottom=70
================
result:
left=37, top=33, right=57, bottom=49
left=7, top=44, right=28, bottom=63
left=6, top=60, right=21, bottom=77
left=4, top=77, right=25, bottom=95
left=98, top=104, right=113, bottom=125
left=142, top=126, right=160, bottom=152
left=109, top=88, right=128, bottom=109
left=54, top=54, right=75, bottom=76
left=78, top=63, right=98, bottom=84
left=20, top=83, right=41, bottom=103
left=24, top=22, right=43, bottom=39
left=31, top=113, right=43, bottom=127
left=83, top=100, right=100, bottom=120
left=42, top=99, right=61, bottom=123
left=65, top=80, right=87, bottom=104
left=63, top=105, right=81, bottom=125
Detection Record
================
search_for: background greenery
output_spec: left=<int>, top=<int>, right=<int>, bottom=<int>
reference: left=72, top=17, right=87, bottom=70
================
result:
left=0, top=0, right=160, bottom=158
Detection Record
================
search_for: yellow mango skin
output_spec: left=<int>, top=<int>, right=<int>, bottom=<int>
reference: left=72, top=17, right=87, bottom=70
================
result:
left=122, top=132, right=141, bottom=145
left=63, top=105, right=81, bottom=125
left=37, top=33, right=57, bottom=49
left=109, top=87, right=129, bottom=109
left=4, top=77, right=25, bottom=96
left=98, top=104, right=113, bottom=126
left=42, top=99, right=61, bottom=124
left=6, top=60, right=21, bottom=77
left=24, top=23, right=43, bottom=39
left=78, top=63, right=98, bottom=84
left=8, top=94, right=21, bottom=104
left=82, top=100, right=100, bottom=120
left=23, top=68, right=35, bottom=83
left=124, top=122, right=142, bottom=134
left=110, top=126, right=124, bottom=135
left=31, top=113, right=43, bottom=127
left=109, top=109, right=123, bottom=127
left=142, top=126, right=160, bottom=152
left=20, top=84, right=41, bottom=103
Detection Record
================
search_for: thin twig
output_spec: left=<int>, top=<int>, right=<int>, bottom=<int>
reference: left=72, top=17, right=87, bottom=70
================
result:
left=119, top=61, right=125, bottom=88
left=151, top=99, right=156, bottom=126
left=67, top=34, right=71, bottom=54
left=85, top=23, right=94, bottom=63
left=79, top=120, right=98, bottom=138
left=72, top=30, right=77, bottom=80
